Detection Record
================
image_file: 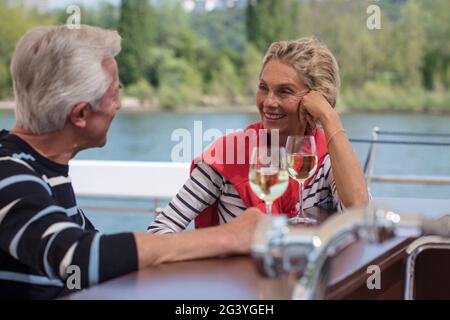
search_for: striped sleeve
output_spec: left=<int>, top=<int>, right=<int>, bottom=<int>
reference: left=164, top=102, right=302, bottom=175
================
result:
left=148, top=162, right=224, bottom=234
left=0, top=160, right=138, bottom=289
left=323, top=156, right=345, bottom=212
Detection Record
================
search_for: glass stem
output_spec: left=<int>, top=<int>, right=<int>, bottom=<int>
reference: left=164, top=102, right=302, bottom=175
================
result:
left=266, top=201, right=272, bottom=216
left=298, top=180, right=304, bottom=218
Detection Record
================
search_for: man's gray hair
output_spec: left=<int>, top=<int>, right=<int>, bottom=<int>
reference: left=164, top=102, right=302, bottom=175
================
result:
left=10, top=25, right=122, bottom=134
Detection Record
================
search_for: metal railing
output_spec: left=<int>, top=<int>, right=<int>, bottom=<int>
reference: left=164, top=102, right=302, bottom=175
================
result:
left=404, top=235, right=450, bottom=300
left=349, top=127, right=450, bottom=186
left=69, top=128, right=450, bottom=215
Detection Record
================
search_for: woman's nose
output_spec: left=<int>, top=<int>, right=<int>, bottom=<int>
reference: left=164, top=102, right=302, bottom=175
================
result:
left=263, top=91, right=279, bottom=108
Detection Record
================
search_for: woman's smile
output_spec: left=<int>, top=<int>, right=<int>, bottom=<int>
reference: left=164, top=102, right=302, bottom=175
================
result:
left=263, top=112, right=287, bottom=121
left=256, top=60, right=310, bottom=139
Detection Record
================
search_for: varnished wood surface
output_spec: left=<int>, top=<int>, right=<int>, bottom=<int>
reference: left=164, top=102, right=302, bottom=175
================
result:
left=63, top=197, right=450, bottom=300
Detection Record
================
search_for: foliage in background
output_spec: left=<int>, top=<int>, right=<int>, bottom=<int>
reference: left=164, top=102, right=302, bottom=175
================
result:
left=0, top=0, right=449, bottom=112
left=124, top=78, right=155, bottom=107
left=0, top=3, right=56, bottom=99
left=117, top=0, right=156, bottom=85
left=246, top=0, right=300, bottom=52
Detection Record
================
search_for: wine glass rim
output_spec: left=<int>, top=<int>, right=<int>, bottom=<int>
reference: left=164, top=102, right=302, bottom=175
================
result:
left=250, top=145, right=287, bottom=167
left=287, top=134, right=315, bottom=137
left=250, top=146, right=287, bottom=156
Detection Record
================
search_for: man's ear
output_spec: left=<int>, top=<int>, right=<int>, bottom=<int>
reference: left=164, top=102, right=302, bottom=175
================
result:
left=69, top=102, right=91, bottom=128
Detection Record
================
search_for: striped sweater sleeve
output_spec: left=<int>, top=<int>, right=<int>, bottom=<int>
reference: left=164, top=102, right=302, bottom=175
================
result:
left=0, top=160, right=138, bottom=289
left=148, top=162, right=224, bottom=234
left=323, top=155, right=345, bottom=212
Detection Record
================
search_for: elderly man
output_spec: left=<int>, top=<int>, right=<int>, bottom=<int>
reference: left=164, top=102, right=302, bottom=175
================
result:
left=0, top=25, right=263, bottom=299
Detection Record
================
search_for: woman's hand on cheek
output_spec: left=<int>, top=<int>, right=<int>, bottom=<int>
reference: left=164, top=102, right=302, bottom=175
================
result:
left=297, top=103, right=316, bottom=133
left=300, top=90, right=334, bottom=123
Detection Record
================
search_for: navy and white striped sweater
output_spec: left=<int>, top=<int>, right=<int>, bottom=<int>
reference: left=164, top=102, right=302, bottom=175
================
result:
left=148, top=156, right=344, bottom=234
left=0, top=130, right=137, bottom=299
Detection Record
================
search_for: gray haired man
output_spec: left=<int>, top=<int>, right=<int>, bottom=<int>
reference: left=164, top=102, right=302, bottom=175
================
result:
left=0, top=25, right=263, bottom=299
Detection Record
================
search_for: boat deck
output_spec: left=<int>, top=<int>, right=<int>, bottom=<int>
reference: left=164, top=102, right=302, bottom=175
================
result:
left=63, top=197, right=450, bottom=300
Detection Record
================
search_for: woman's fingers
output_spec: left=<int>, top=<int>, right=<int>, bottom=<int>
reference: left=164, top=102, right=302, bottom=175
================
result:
left=306, top=113, right=316, bottom=131
left=298, top=89, right=322, bottom=132
left=298, top=102, right=316, bottom=133
left=297, top=98, right=305, bottom=124
left=303, top=90, right=333, bottom=122
left=304, top=112, right=316, bottom=132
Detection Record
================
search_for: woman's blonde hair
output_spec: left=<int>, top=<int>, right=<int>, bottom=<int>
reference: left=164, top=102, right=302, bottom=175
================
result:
left=261, top=37, right=340, bottom=108
left=11, top=25, right=121, bottom=134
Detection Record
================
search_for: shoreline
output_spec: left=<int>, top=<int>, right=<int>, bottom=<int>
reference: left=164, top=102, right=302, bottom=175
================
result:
left=1, top=100, right=449, bottom=116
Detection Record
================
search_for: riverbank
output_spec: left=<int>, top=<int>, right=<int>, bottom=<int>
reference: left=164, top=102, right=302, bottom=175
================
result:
left=0, top=100, right=14, bottom=110
left=1, top=89, right=450, bottom=114
left=340, top=85, right=450, bottom=114
left=0, top=99, right=258, bottom=113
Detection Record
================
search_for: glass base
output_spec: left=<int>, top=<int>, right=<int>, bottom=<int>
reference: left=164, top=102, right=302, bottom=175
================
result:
left=288, top=216, right=317, bottom=225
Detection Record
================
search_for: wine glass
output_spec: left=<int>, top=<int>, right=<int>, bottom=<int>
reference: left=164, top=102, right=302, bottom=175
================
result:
left=286, top=135, right=318, bottom=224
left=249, top=146, right=289, bottom=216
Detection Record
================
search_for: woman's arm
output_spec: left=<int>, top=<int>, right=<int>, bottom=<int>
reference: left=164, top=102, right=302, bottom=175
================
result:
left=148, top=162, right=224, bottom=233
left=301, top=91, right=369, bottom=208
left=321, top=110, right=368, bottom=207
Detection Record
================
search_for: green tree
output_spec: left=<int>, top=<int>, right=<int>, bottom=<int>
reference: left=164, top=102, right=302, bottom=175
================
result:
left=246, top=0, right=299, bottom=52
left=420, top=0, right=450, bottom=90
left=0, top=3, right=55, bottom=98
left=240, top=43, right=263, bottom=97
left=208, top=54, right=242, bottom=104
left=83, top=1, right=120, bottom=29
left=156, top=1, right=205, bottom=69
left=393, top=0, right=425, bottom=88
left=0, top=60, right=10, bottom=98
left=146, top=47, right=203, bottom=109
left=0, top=5, right=54, bottom=61
left=117, top=0, right=156, bottom=85
left=191, top=6, right=246, bottom=52
left=125, top=78, right=155, bottom=107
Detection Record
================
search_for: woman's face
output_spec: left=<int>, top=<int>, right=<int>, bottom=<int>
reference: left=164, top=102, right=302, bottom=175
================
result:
left=256, top=59, right=310, bottom=138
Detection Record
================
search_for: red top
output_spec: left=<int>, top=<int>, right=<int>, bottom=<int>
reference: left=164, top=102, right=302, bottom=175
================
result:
left=191, top=122, right=329, bottom=228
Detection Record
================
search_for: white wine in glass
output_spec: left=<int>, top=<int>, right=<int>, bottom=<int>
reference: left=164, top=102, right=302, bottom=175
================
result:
left=249, top=146, right=289, bottom=216
left=286, top=135, right=318, bottom=224
left=287, top=154, right=318, bottom=180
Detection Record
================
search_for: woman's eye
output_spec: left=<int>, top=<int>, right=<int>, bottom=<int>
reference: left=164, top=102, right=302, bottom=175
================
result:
left=280, top=89, right=293, bottom=95
left=258, top=84, right=268, bottom=91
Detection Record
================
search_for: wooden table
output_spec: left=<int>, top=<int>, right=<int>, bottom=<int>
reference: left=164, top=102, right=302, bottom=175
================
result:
left=64, top=197, right=450, bottom=300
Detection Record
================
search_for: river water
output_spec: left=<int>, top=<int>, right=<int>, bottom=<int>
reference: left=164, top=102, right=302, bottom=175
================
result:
left=1, top=110, right=449, bottom=232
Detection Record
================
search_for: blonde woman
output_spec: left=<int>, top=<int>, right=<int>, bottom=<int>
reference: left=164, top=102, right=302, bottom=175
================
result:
left=149, top=37, right=368, bottom=233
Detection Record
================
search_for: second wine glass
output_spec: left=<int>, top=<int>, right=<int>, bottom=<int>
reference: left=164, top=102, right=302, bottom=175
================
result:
left=286, top=135, right=318, bottom=224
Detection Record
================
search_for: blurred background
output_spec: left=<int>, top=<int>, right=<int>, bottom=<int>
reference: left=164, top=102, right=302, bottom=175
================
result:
left=0, top=0, right=449, bottom=232
left=1, top=0, right=450, bottom=110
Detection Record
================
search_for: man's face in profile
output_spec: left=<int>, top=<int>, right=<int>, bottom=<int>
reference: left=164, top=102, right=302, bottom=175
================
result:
left=84, top=57, right=122, bottom=148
